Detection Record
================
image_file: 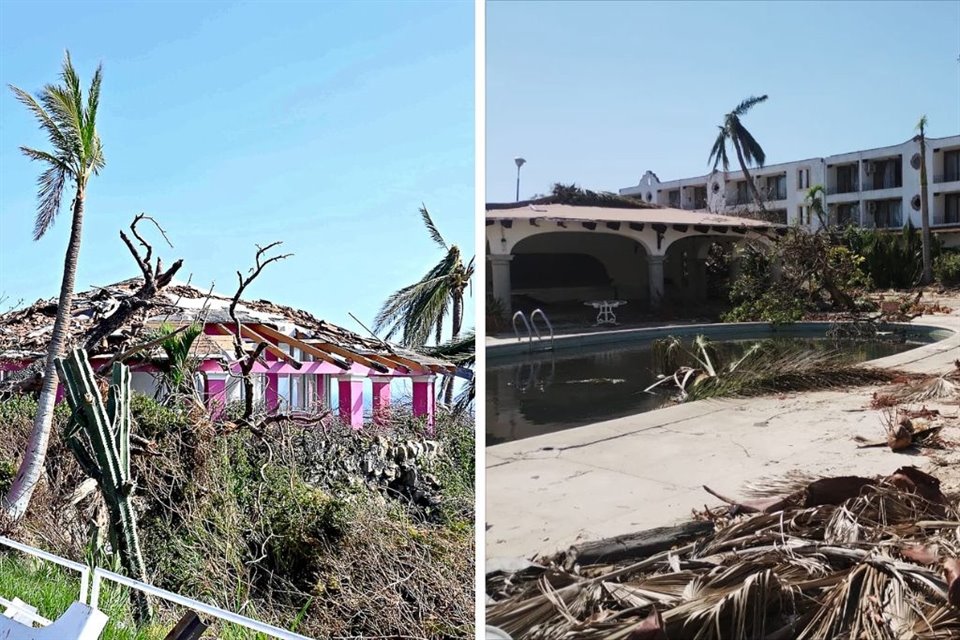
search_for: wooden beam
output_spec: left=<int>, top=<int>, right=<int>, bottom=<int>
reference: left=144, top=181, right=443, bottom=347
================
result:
left=293, top=334, right=389, bottom=373
left=306, top=340, right=422, bottom=374
left=251, top=324, right=350, bottom=370
left=213, top=323, right=303, bottom=370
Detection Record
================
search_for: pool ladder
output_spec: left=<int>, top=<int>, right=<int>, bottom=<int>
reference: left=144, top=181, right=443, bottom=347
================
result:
left=512, top=309, right=554, bottom=350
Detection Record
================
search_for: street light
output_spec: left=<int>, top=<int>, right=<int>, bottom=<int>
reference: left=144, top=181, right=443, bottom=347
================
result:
left=514, top=157, right=526, bottom=202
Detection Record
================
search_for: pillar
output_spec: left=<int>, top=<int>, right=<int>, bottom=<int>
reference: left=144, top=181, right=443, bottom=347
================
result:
left=337, top=374, right=364, bottom=429
left=412, top=375, right=436, bottom=433
left=647, top=255, right=665, bottom=310
left=371, top=376, right=392, bottom=425
left=314, top=374, right=327, bottom=409
left=205, top=372, right=228, bottom=422
left=264, top=351, right=279, bottom=414
left=489, top=254, right=513, bottom=317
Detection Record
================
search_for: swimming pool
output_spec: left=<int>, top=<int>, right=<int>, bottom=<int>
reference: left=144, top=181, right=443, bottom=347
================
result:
left=486, top=323, right=946, bottom=445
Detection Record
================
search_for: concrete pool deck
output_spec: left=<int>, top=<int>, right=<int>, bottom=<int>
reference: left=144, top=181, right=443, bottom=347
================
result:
left=485, top=313, right=960, bottom=561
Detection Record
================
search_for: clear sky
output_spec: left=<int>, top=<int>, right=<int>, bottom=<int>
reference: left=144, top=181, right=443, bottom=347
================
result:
left=486, top=0, right=960, bottom=203
left=0, top=0, right=474, bottom=338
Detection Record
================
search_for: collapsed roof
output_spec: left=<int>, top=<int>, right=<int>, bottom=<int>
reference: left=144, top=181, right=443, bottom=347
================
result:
left=0, top=278, right=454, bottom=374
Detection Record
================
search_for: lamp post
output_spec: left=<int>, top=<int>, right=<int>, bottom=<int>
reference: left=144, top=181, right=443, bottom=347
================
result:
left=514, top=157, right=526, bottom=202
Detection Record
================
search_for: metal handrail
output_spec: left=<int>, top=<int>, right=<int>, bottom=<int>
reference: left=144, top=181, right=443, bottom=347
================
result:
left=530, top=309, right=554, bottom=349
left=90, top=567, right=314, bottom=640
left=0, top=536, right=90, bottom=605
left=512, top=311, right=533, bottom=344
left=0, top=595, right=52, bottom=626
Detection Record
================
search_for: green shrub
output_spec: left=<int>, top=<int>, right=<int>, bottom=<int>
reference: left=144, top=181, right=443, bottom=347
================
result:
left=934, top=252, right=960, bottom=287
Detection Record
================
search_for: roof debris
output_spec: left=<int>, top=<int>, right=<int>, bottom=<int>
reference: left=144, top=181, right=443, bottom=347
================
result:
left=0, top=278, right=453, bottom=372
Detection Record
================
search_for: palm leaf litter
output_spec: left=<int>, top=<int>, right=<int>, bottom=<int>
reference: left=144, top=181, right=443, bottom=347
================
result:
left=487, top=467, right=960, bottom=639
left=645, top=336, right=909, bottom=403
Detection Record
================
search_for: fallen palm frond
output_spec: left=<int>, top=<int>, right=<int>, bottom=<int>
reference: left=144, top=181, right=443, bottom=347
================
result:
left=487, top=468, right=960, bottom=640
left=646, top=336, right=906, bottom=403
left=854, top=408, right=945, bottom=451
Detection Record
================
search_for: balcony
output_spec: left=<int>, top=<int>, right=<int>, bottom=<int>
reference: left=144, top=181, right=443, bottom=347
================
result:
left=934, top=173, right=960, bottom=184
left=827, top=183, right=858, bottom=195
left=726, top=193, right=753, bottom=206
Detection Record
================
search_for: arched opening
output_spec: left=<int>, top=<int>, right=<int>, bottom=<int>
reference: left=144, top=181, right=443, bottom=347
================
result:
left=509, top=231, right=649, bottom=318
left=662, top=235, right=744, bottom=312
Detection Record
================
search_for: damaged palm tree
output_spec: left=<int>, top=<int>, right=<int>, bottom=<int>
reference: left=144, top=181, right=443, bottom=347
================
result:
left=646, top=335, right=903, bottom=403
left=55, top=348, right=152, bottom=622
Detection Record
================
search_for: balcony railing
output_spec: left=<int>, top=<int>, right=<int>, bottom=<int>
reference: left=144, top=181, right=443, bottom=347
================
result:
left=934, top=173, right=960, bottom=184
left=863, top=177, right=902, bottom=191
left=726, top=194, right=753, bottom=206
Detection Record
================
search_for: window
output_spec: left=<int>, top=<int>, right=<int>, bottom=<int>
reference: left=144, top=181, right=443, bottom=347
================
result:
left=946, top=193, right=960, bottom=224
left=869, top=199, right=902, bottom=228
left=693, top=186, right=707, bottom=209
left=766, top=174, right=786, bottom=200
left=833, top=203, right=859, bottom=226
left=868, top=158, right=902, bottom=190
left=797, top=206, right=809, bottom=225
left=836, top=165, right=858, bottom=193
left=945, top=150, right=960, bottom=182
left=797, top=168, right=809, bottom=190
left=668, top=190, right=680, bottom=208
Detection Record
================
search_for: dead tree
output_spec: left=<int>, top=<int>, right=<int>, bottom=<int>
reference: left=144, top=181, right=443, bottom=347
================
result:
left=227, top=242, right=292, bottom=426
left=0, top=214, right=183, bottom=395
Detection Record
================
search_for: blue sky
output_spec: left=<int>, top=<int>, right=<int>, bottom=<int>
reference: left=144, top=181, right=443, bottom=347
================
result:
left=0, top=0, right=474, bottom=338
left=486, top=0, right=960, bottom=202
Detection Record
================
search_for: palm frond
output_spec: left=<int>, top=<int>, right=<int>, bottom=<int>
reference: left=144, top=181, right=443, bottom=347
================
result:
left=419, top=204, right=447, bottom=249
left=731, top=119, right=766, bottom=168
left=731, top=94, right=768, bottom=118
left=708, top=127, right=729, bottom=171
left=83, top=63, right=104, bottom=173
left=8, top=85, right=72, bottom=158
left=32, top=161, right=68, bottom=241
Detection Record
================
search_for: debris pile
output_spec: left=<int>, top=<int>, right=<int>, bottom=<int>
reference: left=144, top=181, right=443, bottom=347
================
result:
left=0, top=277, right=452, bottom=371
left=487, top=468, right=960, bottom=639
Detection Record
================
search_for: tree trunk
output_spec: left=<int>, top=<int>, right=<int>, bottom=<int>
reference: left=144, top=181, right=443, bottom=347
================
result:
left=443, top=292, right=463, bottom=406
left=2, top=188, right=86, bottom=519
left=919, top=133, right=932, bottom=284
left=732, top=137, right=767, bottom=218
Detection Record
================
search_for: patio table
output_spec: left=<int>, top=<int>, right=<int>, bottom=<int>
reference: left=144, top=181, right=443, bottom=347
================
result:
left=584, top=300, right=627, bottom=325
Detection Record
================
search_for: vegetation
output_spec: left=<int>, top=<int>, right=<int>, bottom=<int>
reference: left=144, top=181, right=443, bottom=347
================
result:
left=0, top=393, right=475, bottom=638
left=647, top=335, right=902, bottom=403
left=708, top=95, right=768, bottom=213
left=934, top=251, right=960, bottom=287
left=3, top=52, right=106, bottom=520
left=722, top=230, right=869, bottom=323
left=843, top=222, right=941, bottom=289
left=488, top=467, right=959, bottom=639
left=374, top=205, right=475, bottom=404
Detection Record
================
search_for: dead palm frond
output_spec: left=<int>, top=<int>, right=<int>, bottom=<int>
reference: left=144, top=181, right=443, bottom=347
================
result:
left=487, top=469, right=960, bottom=640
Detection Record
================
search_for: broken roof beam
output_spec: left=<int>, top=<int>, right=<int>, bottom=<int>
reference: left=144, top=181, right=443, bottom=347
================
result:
left=212, top=323, right=303, bottom=370
left=250, top=324, right=352, bottom=371
left=303, top=341, right=409, bottom=375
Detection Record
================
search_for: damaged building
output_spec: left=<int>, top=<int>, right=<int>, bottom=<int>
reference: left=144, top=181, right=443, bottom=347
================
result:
left=0, top=278, right=456, bottom=428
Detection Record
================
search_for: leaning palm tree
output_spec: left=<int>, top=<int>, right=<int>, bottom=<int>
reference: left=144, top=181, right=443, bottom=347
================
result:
left=373, top=206, right=474, bottom=404
left=709, top=95, right=769, bottom=215
left=916, top=115, right=932, bottom=284
left=2, top=52, right=105, bottom=520
left=805, top=184, right=828, bottom=230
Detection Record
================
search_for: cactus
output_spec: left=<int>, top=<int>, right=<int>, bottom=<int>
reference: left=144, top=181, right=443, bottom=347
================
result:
left=55, top=348, right=153, bottom=622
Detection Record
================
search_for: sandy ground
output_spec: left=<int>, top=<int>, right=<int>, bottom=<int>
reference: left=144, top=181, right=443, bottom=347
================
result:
left=485, top=293, right=960, bottom=562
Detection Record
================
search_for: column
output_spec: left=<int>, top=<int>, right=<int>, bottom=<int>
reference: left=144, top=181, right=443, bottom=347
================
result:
left=488, top=254, right=513, bottom=317
left=647, top=255, right=665, bottom=310
left=412, top=375, right=436, bottom=434
left=337, top=374, right=364, bottom=429
left=314, top=374, right=327, bottom=409
left=371, top=376, right=392, bottom=425
left=205, top=372, right=228, bottom=422
left=264, top=351, right=279, bottom=414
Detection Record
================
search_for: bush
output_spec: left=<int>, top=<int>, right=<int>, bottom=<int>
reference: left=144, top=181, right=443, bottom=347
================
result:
left=934, top=252, right=960, bottom=287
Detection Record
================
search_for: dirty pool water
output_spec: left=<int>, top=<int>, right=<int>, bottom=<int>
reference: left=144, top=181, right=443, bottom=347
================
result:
left=486, top=337, right=919, bottom=445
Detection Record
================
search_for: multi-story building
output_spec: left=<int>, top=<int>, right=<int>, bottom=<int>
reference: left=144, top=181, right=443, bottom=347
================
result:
left=619, top=135, right=960, bottom=236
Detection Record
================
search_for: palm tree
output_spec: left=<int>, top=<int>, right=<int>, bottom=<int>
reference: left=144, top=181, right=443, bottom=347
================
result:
left=2, top=52, right=104, bottom=520
left=373, top=206, right=474, bottom=404
left=805, top=185, right=828, bottom=230
left=916, top=115, right=932, bottom=284
left=709, top=95, right=769, bottom=215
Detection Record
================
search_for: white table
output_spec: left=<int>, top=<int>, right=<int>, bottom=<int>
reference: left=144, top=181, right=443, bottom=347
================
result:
left=584, top=300, right=627, bottom=325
